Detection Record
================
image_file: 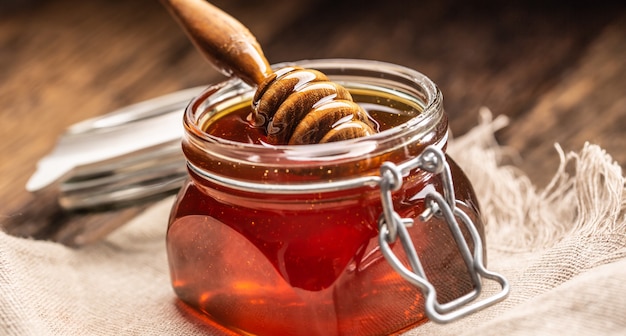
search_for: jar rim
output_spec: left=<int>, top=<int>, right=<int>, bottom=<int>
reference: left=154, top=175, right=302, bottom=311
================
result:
left=183, top=59, right=444, bottom=162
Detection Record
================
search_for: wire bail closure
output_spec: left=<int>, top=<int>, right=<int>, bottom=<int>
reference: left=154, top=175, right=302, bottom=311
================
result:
left=377, top=145, right=510, bottom=323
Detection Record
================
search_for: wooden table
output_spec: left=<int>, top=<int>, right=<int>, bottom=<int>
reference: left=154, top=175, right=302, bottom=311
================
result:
left=1, top=0, right=625, bottom=245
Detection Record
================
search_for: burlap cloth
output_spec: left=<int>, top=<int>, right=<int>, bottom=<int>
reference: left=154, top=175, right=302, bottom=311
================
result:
left=2, top=110, right=625, bottom=335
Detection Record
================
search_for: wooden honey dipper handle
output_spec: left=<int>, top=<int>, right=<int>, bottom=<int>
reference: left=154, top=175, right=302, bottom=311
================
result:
left=161, top=0, right=272, bottom=86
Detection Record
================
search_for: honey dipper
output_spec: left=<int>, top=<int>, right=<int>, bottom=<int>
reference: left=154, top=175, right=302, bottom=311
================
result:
left=161, top=0, right=377, bottom=145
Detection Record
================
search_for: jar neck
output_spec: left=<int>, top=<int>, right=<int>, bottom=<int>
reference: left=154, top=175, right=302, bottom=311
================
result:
left=182, top=59, right=447, bottom=191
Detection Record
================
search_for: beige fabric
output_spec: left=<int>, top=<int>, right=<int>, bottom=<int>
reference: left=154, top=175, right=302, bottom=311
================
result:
left=2, top=110, right=625, bottom=335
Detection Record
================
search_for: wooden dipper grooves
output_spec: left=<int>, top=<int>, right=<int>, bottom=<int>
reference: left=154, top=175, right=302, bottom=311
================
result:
left=161, top=0, right=377, bottom=145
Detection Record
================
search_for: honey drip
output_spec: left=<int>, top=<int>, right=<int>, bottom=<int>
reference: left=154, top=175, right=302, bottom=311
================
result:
left=161, top=0, right=376, bottom=145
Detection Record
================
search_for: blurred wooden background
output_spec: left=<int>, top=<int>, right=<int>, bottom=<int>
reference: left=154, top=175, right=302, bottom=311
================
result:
left=1, top=0, right=625, bottom=244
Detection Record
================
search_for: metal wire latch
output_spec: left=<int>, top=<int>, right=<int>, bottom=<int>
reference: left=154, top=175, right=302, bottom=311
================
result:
left=377, top=145, right=510, bottom=323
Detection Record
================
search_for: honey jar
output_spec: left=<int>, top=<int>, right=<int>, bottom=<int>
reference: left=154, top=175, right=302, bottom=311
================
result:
left=167, top=59, right=508, bottom=335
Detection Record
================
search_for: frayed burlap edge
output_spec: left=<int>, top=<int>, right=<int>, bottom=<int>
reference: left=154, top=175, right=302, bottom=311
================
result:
left=449, top=108, right=626, bottom=252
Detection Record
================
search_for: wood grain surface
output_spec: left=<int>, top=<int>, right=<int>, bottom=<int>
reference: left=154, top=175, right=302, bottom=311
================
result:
left=1, top=0, right=625, bottom=245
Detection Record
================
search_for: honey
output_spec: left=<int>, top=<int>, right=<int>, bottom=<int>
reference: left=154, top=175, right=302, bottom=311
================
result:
left=167, top=60, right=487, bottom=335
left=202, top=89, right=415, bottom=145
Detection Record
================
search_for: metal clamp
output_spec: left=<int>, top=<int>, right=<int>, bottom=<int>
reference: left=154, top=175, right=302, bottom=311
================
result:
left=377, top=145, right=509, bottom=323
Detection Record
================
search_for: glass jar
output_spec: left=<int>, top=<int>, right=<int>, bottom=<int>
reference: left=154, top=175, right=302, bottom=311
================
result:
left=167, top=59, right=508, bottom=335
